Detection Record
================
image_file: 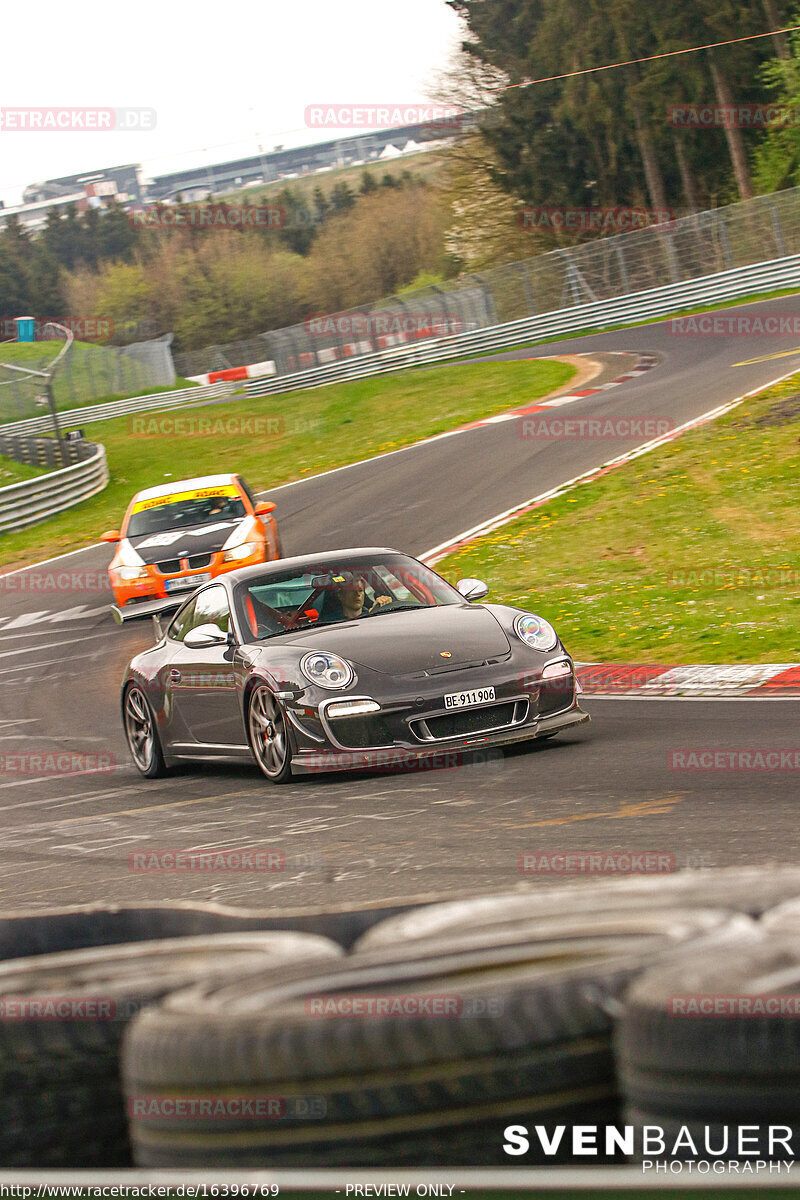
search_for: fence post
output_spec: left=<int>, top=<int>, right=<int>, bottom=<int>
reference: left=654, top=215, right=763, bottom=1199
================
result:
left=514, top=263, right=536, bottom=316
left=764, top=199, right=787, bottom=258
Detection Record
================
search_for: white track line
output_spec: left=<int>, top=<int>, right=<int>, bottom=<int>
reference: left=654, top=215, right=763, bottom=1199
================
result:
left=420, top=365, right=800, bottom=564
left=0, top=355, right=614, bottom=576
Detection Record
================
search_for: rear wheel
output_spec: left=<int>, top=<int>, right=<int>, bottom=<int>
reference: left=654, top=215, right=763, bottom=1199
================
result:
left=247, top=685, right=292, bottom=783
left=123, top=686, right=167, bottom=778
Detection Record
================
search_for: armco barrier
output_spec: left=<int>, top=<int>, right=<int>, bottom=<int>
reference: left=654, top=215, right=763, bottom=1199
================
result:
left=1, top=253, right=799, bottom=535
left=5, top=253, right=796, bottom=441
left=0, top=380, right=237, bottom=440
left=0, top=443, right=109, bottom=534
left=243, top=253, right=800, bottom=398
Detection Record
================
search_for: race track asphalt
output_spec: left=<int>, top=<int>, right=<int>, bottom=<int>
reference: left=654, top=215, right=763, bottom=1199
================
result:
left=1, top=294, right=799, bottom=909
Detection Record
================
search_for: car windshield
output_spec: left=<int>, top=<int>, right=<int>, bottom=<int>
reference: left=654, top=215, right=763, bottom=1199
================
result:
left=234, top=554, right=461, bottom=640
left=126, top=493, right=246, bottom=537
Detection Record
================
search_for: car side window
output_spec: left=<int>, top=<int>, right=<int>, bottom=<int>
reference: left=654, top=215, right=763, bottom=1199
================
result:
left=167, top=599, right=197, bottom=642
left=191, top=584, right=231, bottom=634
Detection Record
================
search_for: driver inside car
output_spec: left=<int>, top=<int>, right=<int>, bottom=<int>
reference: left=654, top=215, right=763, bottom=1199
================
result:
left=318, top=575, right=392, bottom=623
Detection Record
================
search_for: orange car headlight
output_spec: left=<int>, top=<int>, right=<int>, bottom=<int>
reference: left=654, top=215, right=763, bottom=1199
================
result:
left=222, top=542, right=260, bottom=563
left=111, top=566, right=150, bottom=581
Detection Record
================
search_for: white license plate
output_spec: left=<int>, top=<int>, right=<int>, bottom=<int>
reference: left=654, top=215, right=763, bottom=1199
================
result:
left=444, top=687, right=496, bottom=710
left=166, top=573, right=211, bottom=593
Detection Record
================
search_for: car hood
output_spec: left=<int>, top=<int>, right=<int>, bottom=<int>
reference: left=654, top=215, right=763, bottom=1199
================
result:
left=127, top=520, right=244, bottom=565
left=269, top=604, right=511, bottom=676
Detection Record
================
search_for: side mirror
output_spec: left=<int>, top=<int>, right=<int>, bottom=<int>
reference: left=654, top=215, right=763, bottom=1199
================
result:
left=456, top=578, right=489, bottom=602
left=101, top=530, right=121, bottom=543
left=255, top=501, right=276, bottom=516
left=184, top=623, right=228, bottom=648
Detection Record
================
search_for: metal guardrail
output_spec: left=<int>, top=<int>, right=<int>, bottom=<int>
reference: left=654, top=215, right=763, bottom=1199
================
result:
left=3, top=254, right=799, bottom=440
left=0, top=252, right=798, bottom=536
left=243, top=253, right=800, bottom=398
left=0, top=443, right=109, bottom=534
left=0, top=380, right=237, bottom=439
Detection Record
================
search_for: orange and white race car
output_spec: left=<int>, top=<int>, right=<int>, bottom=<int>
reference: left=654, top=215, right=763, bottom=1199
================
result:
left=102, top=473, right=282, bottom=621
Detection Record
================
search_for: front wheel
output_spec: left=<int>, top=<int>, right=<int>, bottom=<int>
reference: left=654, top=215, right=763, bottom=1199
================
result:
left=123, top=685, right=168, bottom=777
left=247, top=685, right=293, bottom=783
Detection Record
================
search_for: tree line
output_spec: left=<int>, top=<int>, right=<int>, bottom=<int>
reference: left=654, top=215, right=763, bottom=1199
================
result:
left=5, top=2, right=800, bottom=352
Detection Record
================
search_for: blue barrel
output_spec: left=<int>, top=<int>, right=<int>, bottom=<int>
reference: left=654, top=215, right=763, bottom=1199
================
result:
left=14, top=316, right=36, bottom=342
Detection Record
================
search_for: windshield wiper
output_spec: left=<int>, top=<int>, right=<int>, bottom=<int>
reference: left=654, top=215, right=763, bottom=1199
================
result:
left=370, top=603, right=425, bottom=615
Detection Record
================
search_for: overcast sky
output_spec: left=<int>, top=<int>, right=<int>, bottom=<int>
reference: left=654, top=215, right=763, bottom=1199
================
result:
left=0, top=0, right=464, bottom=207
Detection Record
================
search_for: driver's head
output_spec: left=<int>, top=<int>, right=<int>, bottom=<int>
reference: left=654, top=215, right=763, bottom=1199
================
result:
left=337, top=576, right=366, bottom=617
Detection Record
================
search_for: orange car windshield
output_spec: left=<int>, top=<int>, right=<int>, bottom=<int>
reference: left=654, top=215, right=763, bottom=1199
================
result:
left=126, top=495, right=246, bottom=537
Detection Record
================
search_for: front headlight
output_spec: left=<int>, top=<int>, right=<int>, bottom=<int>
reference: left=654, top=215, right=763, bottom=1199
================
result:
left=300, top=652, right=354, bottom=690
left=222, top=542, right=260, bottom=562
left=514, top=613, right=558, bottom=652
left=113, top=566, right=149, bottom=581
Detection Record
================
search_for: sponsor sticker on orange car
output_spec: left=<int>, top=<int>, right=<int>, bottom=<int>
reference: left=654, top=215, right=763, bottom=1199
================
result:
left=131, top=485, right=240, bottom=513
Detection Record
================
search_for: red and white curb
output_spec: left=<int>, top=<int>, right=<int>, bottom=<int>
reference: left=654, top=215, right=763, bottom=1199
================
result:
left=454, top=352, right=660, bottom=433
left=576, top=662, right=800, bottom=698
left=188, top=360, right=276, bottom=386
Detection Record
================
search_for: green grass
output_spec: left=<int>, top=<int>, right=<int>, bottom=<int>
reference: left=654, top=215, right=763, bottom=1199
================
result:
left=0, top=457, right=50, bottom=486
left=0, top=356, right=575, bottom=569
left=435, top=373, right=800, bottom=665
left=0, top=341, right=196, bottom=418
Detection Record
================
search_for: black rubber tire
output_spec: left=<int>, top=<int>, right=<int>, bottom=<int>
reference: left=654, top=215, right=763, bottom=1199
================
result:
left=123, top=909, right=754, bottom=1168
left=615, top=936, right=800, bottom=1160
left=122, top=684, right=168, bottom=778
left=761, top=897, right=800, bottom=933
left=354, top=866, right=800, bottom=953
left=246, top=684, right=293, bottom=784
left=0, top=897, right=428, bottom=961
left=0, top=931, right=341, bottom=1167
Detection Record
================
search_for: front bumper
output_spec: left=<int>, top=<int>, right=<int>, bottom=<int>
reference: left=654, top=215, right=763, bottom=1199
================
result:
left=289, top=701, right=590, bottom=776
left=110, top=546, right=270, bottom=616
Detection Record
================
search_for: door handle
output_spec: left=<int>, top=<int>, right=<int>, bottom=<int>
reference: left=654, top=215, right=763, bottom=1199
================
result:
left=170, top=669, right=182, bottom=683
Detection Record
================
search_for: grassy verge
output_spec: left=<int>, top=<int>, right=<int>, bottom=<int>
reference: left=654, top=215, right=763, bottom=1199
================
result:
left=0, top=342, right=195, bottom=417
left=0, top=457, right=50, bottom=485
left=0, top=357, right=575, bottom=570
left=435, top=373, right=800, bottom=664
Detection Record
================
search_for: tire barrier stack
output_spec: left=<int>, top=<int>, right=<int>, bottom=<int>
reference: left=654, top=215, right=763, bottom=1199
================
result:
left=1, top=868, right=800, bottom=1169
